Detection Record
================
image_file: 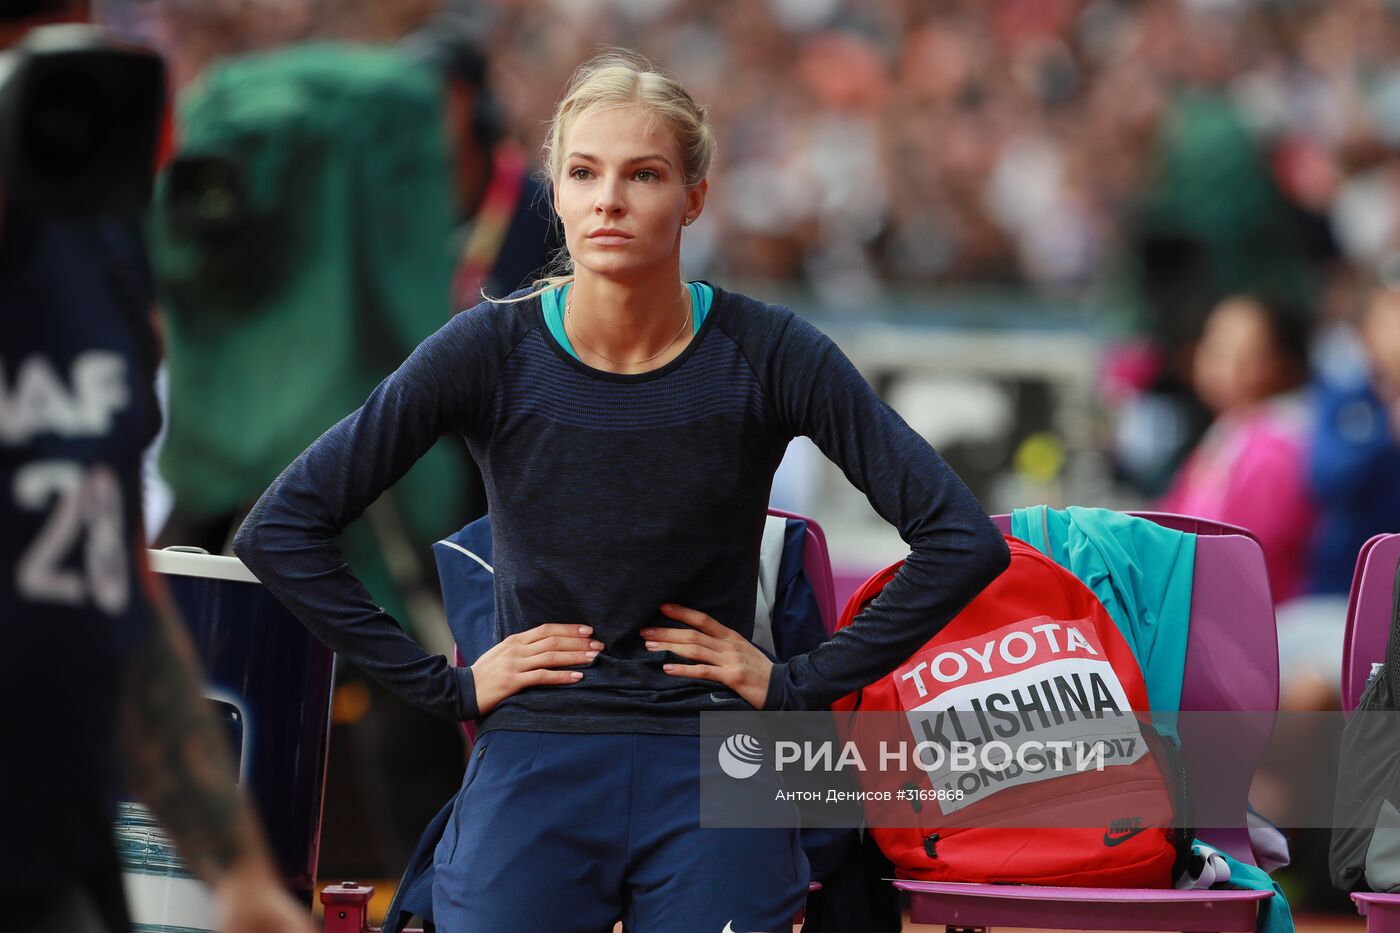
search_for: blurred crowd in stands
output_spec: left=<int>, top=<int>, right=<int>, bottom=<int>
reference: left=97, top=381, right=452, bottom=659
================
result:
left=113, top=0, right=1400, bottom=308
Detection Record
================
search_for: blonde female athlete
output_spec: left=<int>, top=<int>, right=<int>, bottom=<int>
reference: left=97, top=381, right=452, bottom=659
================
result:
left=236, top=50, right=1008, bottom=933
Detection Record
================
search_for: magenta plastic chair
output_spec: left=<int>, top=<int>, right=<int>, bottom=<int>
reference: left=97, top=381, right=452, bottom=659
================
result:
left=893, top=510, right=1279, bottom=932
left=1339, top=534, right=1400, bottom=929
left=1342, top=533, right=1400, bottom=713
left=1354, top=893, right=1400, bottom=933
left=766, top=506, right=838, bottom=636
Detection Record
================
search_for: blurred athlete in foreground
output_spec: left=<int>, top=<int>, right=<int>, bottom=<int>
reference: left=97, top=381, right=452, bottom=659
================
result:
left=0, top=3, right=312, bottom=931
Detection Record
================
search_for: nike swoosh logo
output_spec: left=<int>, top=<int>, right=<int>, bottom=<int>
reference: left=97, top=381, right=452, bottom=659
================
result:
left=709, top=692, right=735, bottom=703
left=1103, top=827, right=1148, bottom=847
left=722, top=923, right=758, bottom=933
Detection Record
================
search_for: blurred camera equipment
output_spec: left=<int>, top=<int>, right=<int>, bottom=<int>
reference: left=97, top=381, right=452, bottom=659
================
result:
left=0, top=23, right=164, bottom=216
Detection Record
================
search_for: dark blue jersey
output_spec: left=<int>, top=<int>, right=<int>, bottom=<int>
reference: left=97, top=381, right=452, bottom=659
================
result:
left=0, top=208, right=160, bottom=895
left=236, top=286, right=1010, bottom=735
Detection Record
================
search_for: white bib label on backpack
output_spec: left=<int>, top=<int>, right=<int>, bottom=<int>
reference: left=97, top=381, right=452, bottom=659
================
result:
left=893, top=615, right=1147, bottom=813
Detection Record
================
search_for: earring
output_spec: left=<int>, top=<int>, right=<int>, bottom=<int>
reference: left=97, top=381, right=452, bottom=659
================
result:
left=683, top=217, right=693, bottom=226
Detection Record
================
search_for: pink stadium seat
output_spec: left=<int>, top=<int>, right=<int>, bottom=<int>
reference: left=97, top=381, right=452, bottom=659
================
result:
left=1340, top=533, right=1400, bottom=929
left=894, top=510, right=1280, bottom=932
left=765, top=507, right=838, bottom=636
left=1353, top=892, right=1400, bottom=933
left=1342, top=533, right=1400, bottom=713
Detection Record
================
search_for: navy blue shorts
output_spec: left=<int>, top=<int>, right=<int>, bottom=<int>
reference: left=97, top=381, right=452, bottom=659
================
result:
left=431, top=730, right=810, bottom=933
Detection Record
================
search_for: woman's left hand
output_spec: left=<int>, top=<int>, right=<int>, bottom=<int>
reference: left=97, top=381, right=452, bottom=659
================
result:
left=642, top=604, right=773, bottom=709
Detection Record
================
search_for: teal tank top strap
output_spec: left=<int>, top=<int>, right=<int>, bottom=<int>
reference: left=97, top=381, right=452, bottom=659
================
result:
left=544, top=281, right=711, bottom=361
left=688, top=281, right=712, bottom=331
left=541, top=283, right=576, bottom=360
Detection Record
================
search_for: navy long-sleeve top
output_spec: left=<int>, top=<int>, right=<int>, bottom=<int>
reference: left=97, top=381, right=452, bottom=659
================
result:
left=233, top=285, right=1009, bottom=736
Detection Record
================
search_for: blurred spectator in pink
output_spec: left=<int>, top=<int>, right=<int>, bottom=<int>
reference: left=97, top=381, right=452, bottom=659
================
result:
left=1159, top=294, right=1315, bottom=604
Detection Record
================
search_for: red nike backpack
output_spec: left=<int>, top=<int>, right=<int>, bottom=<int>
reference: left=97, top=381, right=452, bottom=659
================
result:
left=832, top=535, right=1190, bottom=887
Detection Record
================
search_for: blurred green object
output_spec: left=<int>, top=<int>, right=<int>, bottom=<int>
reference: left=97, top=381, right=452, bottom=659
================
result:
left=149, top=43, right=463, bottom=629
left=1126, top=91, right=1316, bottom=345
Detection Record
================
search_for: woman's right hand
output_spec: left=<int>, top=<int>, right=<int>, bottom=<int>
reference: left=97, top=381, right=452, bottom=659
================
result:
left=471, top=624, right=603, bottom=717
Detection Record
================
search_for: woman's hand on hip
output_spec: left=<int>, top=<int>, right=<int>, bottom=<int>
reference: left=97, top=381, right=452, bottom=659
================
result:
left=642, top=604, right=773, bottom=709
left=471, top=624, right=602, bottom=717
